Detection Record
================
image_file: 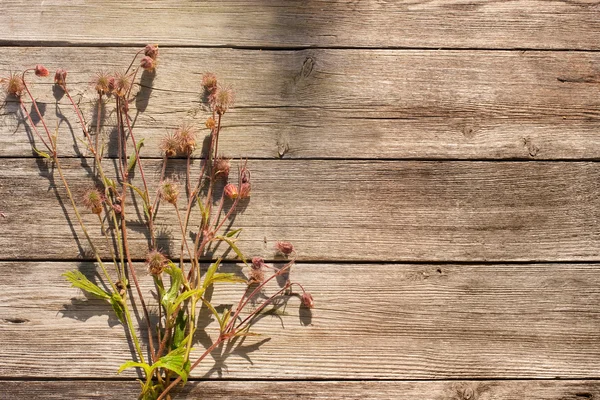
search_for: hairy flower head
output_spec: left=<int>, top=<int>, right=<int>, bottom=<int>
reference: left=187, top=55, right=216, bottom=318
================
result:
left=82, top=188, right=104, bottom=215
left=174, top=124, right=197, bottom=155
left=214, top=157, right=231, bottom=180
left=160, top=132, right=179, bottom=158
left=159, top=179, right=180, bottom=205
left=212, top=85, right=234, bottom=115
left=91, top=71, right=111, bottom=95
left=146, top=250, right=168, bottom=275
left=2, top=73, right=25, bottom=97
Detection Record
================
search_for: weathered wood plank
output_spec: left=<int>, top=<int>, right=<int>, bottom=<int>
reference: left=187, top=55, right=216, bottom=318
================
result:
left=1, top=159, right=599, bottom=262
left=2, top=48, right=600, bottom=159
left=1, top=1, right=600, bottom=50
left=1, top=262, right=599, bottom=378
left=3, top=380, right=600, bottom=399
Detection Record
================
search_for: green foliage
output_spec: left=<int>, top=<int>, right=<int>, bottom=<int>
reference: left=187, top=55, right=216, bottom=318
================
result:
left=63, top=270, right=110, bottom=300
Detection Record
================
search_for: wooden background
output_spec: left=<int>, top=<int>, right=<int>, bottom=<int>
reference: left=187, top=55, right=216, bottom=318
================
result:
left=1, top=1, right=600, bottom=398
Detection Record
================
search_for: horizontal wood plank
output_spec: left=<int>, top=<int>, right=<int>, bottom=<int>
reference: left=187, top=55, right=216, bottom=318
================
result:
left=1, top=48, right=600, bottom=159
left=1, top=159, right=600, bottom=262
left=0, top=262, right=599, bottom=379
left=3, top=380, right=600, bottom=399
left=1, top=1, right=600, bottom=50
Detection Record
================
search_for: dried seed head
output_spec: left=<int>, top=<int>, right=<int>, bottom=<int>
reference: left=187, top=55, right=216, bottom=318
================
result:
left=301, top=292, right=314, bottom=309
left=174, top=124, right=197, bottom=155
left=205, top=117, right=216, bottom=130
left=34, top=65, right=49, bottom=77
left=112, top=71, right=132, bottom=97
left=2, top=73, right=25, bottom=97
left=224, top=183, right=238, bottom=200
left=144, top=44, right=159, bottom=60
left=54, top=68, right=68, bottom=88
left=214, top=157, right=231, bottom=180
left=251, top=256, right=265, bottom=270
left=201, top=72, right=218, bottom=94
left=212, top=85, right=234, bottom=115
left=239, top=182, right=251, bottom=199
left=275, top=241, right=295, bottom=256
left=91, top=71, right=111, bottom=95
left=82, top=189, right=104, bottom=215
left=146, top=250, right=168, bottom=275
left=160, top=179, right=180, bottom=205
left=249, top=268, right=265, bottom=285
left=160, top=132, right=179, bottom=158
left=140, top=56, right=156, bottom=72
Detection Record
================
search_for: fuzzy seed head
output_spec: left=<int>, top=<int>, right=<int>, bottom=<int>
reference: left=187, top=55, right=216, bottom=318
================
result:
left=34, top=65, right=50, bottom=77
left=205, top=117, right=216, bottom=130
left=160, top=132, right=179, bottom=157
left=249, top=267, right=265, bottom=285
left=3, top=73, right=25, bottom=97
left=301, top=292, right=314, bottom=309
left=160, top=179, right=180, bottom=205
left=212, top=85, right=234, bottom=115
left=275, top=241, right=295, bottom=256
left=146, top=250, right=168, bottom=276
left=54, top=68, right=67, bottom=88
left=251, top=256, right=265, bottom=270
left=112, top=71, right=132, bottom=97
left=224, top=183, right=238, bottom=200
left=82, top=189, right=104, bottom=215
left=140, top=56, right=156, bottom=72
left=144, top=44, right=159, bottom=60
left=201, top=73, right=218, bottom=94
left=174, top=124, right=197, bottom=155
left=214, top=157, right=231, bottom=180
left=92, top=71, right=111, bottom=95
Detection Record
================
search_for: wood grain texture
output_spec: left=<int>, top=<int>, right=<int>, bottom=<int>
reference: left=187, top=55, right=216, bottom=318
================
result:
left=1, top=261, right=599, bottom=379
left=1, top=1, right=600, bottom=50
left=2, top=48, right=600, bottom=159
left=3, top=380, right=600, bottom=399
left=1, top=158, right=600, bottom=262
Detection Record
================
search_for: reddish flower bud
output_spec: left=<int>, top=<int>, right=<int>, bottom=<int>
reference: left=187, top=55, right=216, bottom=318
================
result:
left=34, top=65, right=49, bottom=77
left=112, top=203, right=122, bottom=215
left=224, top=183, right=238, bottom=200
left=301, top=292, right=314, bottom=309
left=239, top=182, right=251, bottom=199
left=140, top=56, right=156, bottom=72
left=251, top=256, right=265, bottom=270
left=275, top=241, right=295, bottom=256
left=54, top=68, right=67, bottom=87
left=144, top=44, right=159, bottom=60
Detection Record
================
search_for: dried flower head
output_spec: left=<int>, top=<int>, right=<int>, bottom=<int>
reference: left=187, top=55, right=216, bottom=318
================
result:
left=146, top=250, right=168, bottom=276
left=144, top=44, right=159, bottom=60
left=140, top=56, right=156, bottom=72
left=159, top=179, right=180, bottom=205
left=2, top=73, right=25, bottom=97
left=174, top=124, right=197, bottom=155
left=112, top=71, right=132, bottom=97
left=201, top=72, right=218, bottom=95
left=160, top=132, right=179, bottom=157
left=91, top=71, right=111, bottom=95
left=251, top=256, right=265, bottom=270
left=82, top=188, right=104, bottom=215
left=224, top=183, right=238, bottom=200
left=212, top=85, right=234, bottom=115
left=54, top=68, right=67, bottom=88
left=34, top=65, right=49, bottom=77
left=249, top=267, right=265, bottom=285
left=214, top=157, right=231, bottom=179
left=205, top=117, right=216, bottom=130
left=301, top=292, right=314, bottom=309
left=239, top=182, right=251, bottom=199
left=275, top=241, right=295, bottom=256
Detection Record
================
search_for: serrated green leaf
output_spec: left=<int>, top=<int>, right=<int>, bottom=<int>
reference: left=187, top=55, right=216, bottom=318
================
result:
left=225, top=228, right=243, bottom=238
left=63, top=270, right=110, bottom=300
left=109, top=294, right=126, bottom=324
left=127, top=138, right=145, bottom=172
left=202, top=258, right=221, bottom=289
left=214, top=236, right=248, bottom=267
left=118, top=360, right=152, bottom=377
left=171, top=309, right=187, bottom=350
left=33, top=147, right=51, bottom=159
left=153, top=346, right=189, bottom=383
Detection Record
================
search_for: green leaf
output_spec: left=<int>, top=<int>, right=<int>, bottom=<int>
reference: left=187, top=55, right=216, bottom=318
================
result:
left=63, top=270, right=110, bottom=300
left=171, top=309, right=188, bottom=350
left=199, top=297, right=223, bottom=331
left=214, top=236, right=248, bottom=267
left=197, top=197, right=209, bottom=227
left=103, top=177, right=116, bottom=190
left=109, top=294, right=126, bottom=324
left=225, top=228, right=243, bottom=238
left=33, top=147, right=51, bottom=159
left=173, top=288, right=205, bottom=310
left=202, top=258, right=221, bottom=289
left=153, top=346, right=190, bottom=383
left=162, top=262, right=184, bottom=314
left=127, top=138, right=145, bottom=172
left=210, top=272, right=247, bottom=285
left=118, top=361, right=152, bottom=377
left=125, top=183, right=148, bottom=204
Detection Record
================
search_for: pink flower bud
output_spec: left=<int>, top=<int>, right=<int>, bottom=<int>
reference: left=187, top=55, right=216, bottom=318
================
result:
left=275, top=241, right=295, bottom=256
left=301, top=292, right=314, bottom=309
left=224, top=183, right=238, bottom=200
left=34, top=65, right=49, bottom=77
left=140, top=56, right=156, bottom=72
left=251, top=256, right=265, bottom=270
left=54, top=68, right=67, bottom=87
left=239, top=182, right=251, bottom=199
left=144, top=44, right=159, bottom=60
